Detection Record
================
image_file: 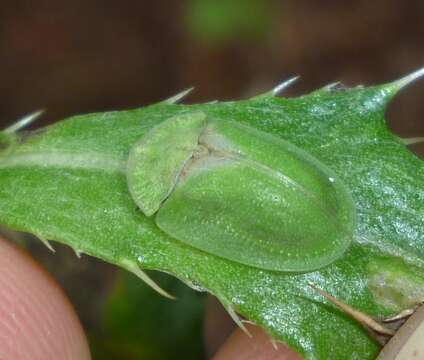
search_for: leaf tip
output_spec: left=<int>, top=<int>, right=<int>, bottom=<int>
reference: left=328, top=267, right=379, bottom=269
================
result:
left=391, top=66, right=424, bottom=92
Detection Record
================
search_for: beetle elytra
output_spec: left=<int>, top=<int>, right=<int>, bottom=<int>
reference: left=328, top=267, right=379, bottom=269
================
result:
left=127, top=112, right=355, bottom=272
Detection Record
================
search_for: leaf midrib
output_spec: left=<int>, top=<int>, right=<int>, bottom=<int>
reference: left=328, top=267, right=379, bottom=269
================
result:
left=0, top=151, right=125, bottom=173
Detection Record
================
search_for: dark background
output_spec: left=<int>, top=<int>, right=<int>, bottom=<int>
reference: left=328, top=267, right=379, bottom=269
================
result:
left=1, top=1, right=423, bottom=359
left=1, top=0, right=423, bottom=151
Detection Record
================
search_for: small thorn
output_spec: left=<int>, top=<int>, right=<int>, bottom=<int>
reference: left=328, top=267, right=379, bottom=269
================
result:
left=383, top=303, right=423, bottom=323
left=271, top=76, right=300, bottom=96
left=308, top=282, right=395, bottom=336
left=165, top=87, right=194, bottom=104
left=241, top=319, right=256, bottom=326
left=383, top=309, right=415, bottom=323
left=322, top=81, right=341, bottom=91
left=224, top=304, right=252, bottom=337
left=5, top=110, right=45, bottom=134
left=270, top=338, right=279, bottom=351
left=121, top=260, right=175, bottom=299
left=400, top=137, right=424, bottom=145
left=73, top=248, right=82, bottom=259
left=393, top=66, right=424, bottom=91
left=38, top=236, right=55, bottom=252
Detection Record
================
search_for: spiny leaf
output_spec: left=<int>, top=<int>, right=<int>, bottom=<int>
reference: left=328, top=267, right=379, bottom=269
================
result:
left=0, top=70, right=423, bottom=359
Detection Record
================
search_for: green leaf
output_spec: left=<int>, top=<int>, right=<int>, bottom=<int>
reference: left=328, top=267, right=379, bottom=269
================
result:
left=0, top=69, right=423, bottom=359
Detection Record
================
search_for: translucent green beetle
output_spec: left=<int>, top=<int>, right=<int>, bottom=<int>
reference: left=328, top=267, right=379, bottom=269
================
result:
left=126, top=112, right=356, bottom=272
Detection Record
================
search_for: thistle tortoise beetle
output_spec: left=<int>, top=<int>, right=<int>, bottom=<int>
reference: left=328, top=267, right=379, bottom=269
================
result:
left=126, top=111, right=355, bottom=272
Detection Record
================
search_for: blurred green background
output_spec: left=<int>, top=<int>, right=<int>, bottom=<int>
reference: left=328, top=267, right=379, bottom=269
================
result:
left=1, top=1, right=423, bottom=359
